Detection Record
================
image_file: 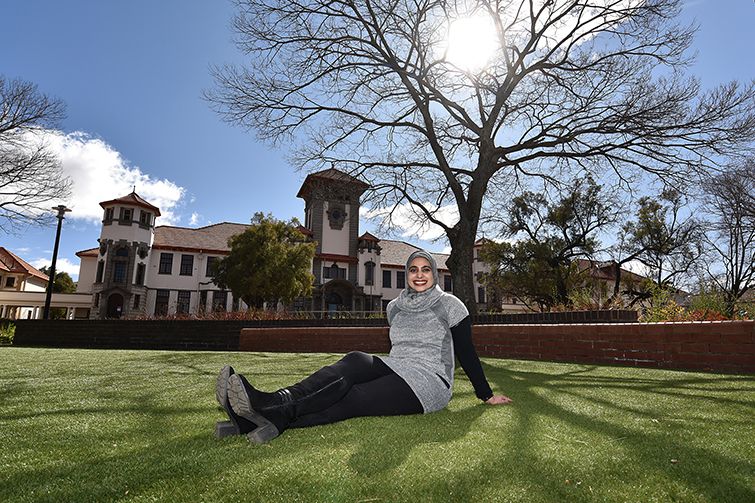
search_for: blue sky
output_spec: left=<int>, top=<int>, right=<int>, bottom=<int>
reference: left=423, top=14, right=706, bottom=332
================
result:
left=1, top=0, right=753, bottom=280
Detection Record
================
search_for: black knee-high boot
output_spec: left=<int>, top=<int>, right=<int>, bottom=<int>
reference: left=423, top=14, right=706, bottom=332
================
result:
left=227, top=366, right=350, bottom=443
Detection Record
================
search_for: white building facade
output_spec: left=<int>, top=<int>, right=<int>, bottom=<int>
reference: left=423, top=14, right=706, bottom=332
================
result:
left=76, top=169, right=501, bottom=318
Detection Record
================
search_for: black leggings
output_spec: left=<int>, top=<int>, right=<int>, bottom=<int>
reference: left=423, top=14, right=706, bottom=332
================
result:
left=289, top=351, right=423, bottom=428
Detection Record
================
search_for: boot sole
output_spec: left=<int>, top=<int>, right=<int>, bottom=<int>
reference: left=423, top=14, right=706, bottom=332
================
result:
left=215, top=366, right=241, bottom=435
left=227, top=374, right=281, bottom=444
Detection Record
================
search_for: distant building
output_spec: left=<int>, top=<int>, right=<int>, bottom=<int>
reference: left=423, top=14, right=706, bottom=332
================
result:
left=0, top=247, right=91, bottom=319
left=75, top=168, right=502, bottom=319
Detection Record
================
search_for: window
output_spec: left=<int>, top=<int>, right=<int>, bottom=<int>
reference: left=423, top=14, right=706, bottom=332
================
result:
left=95, top=261, right=104, bottom=283
left=113, top=262, right=127, bottom=284
left=396, top=271, right=405, bottom=289
left=120, top=207, right=132, bottom=222
left=213, top=290, right=228, bottom=312
left=382, top=270, right=392, bottom=288
left=155, top=289, right=170, bottom=316
left=205, top=256, right=218, bottom=277
left=139, top=210, right=151, bottom=226
left=177, top=291, right=191, bottom=314
left=323, top=263, right=345, bottom=280
left=180, top=254, right=194, bottom=276
left=5, top=277, right=15, bottom=288
left=135, top=263, right=145, bottom=285
left=478, top=286, right=486, bottom=304
left=104, top=207, right=114, bottom=222
left=133, top=294, right=141, bottom=309
left=115, top=247, right=129, bottom=257
left=364, top=261, right=375, bottom=286
left=159, top=253, right=173, bottom=274
left=444, top=275, right=453, bottom=292
left=199, top=290, right=208, bottom=312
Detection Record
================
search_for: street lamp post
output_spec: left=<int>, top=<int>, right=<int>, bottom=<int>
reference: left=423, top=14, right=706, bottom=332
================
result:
left=43, top=205, right=72, bottom=320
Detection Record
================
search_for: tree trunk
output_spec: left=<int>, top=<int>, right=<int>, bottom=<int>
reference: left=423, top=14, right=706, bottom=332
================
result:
left=447, top=224, right=478, bottom=314
left=613, top=262, right=623, bottom=297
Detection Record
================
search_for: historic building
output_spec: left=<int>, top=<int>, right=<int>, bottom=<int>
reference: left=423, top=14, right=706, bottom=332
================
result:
left=0, top=247, right=91, bottom=319
left=0, top=247, right=49, bottom=319
left=76, top=168, right=494, bottom=318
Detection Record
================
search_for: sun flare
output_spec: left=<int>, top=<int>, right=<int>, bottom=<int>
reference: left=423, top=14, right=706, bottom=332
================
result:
left=445, top=15, right=499, bottom=71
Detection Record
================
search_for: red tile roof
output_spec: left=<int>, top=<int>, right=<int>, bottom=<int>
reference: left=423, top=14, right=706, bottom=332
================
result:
left=298, top=225, right=314, bottom=237
left=99, top=191, right=161, bottom=216
left=359, top=232, right=380, bottom=241
left=152, top=222, right=251, bottom=254
left=296, top=168, right=370, bottom=199
left=0, top=247, right=49, bottom=281
left=76, top=248, right=99, bottom=258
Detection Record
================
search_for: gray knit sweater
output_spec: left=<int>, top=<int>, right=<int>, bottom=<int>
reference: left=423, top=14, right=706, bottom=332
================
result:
left=380, top=292, right=469, bottom=413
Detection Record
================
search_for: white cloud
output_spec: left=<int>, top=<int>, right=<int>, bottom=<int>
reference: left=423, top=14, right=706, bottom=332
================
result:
left=189, top=212, right=200, bottom=226
left=30, top=257, right=80, bottom=280
left=42, top=130, right=185, bottom=225
left=361, top=202, right=459, bottom=242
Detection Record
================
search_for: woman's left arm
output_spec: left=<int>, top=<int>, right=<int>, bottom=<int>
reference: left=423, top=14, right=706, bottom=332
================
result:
left=452, top=316, right=512, bottom=405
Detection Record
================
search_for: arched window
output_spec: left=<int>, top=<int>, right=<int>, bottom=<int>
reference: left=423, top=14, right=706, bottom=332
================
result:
left=113, top=247, right=129, bottom=283
left=323, top=263, right=345, bottom=280
left=364, top=261, right=375, bottom=286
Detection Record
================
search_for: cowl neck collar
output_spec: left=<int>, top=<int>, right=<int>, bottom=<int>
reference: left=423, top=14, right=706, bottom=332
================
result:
left=394, top=283, right=444, bottom=312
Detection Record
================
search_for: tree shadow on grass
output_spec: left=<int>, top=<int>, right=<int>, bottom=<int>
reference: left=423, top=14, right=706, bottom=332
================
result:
left=480, top=362, right=755, bottom=502
left=342, top=405, right=486, bottom=476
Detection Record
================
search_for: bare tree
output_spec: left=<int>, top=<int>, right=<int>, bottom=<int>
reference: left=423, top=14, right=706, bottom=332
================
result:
left=702, top=162, right=755, bottom=316
left=0, top=76, right=71, bottom=232
left=207, top=0, right=755, bottom=312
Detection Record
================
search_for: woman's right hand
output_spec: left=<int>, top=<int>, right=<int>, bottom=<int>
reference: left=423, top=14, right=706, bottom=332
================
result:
left=485, top=394, right=513, bottom=405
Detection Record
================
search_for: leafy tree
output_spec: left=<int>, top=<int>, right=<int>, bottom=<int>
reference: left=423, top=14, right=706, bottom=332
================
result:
left=212, top=212, right=315, bottom=309
left=615, top=189, right=703, bottom=304
left=481, top=177, right=615, bottom=310
left=208, top=0, right=755, bottom=312
left=0, top=76, right=71, bottom=232
left=39, top=266, right=76, bottom=293
left=701, top=161, right=755, bottom=316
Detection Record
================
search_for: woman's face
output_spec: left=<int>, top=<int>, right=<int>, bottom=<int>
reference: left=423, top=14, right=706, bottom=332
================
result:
left=408, top=256, right=434, bottom=292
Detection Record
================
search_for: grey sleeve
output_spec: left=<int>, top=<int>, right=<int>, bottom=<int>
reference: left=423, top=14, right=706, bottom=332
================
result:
left=443, top=294, right=470, bottom=328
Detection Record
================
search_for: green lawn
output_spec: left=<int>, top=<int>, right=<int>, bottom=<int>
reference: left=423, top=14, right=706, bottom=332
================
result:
left=0, top=348, right=753, bottom=503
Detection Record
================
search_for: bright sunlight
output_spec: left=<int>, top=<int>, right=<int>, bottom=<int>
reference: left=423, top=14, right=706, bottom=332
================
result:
left=445, top=14, right=499, bottom=71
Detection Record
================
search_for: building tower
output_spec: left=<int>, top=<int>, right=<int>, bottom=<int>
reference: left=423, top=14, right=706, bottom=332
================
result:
left=91, top=191, right=160, bottom=319
left=296, top=168, right=369, bottom=312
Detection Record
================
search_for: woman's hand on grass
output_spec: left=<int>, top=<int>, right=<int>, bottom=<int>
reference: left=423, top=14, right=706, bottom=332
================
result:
left=485, top=394, right=512, bottom=405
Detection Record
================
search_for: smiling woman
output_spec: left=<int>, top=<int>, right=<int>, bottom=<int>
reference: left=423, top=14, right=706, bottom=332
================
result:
left=444, top=14, right=499, bottom=71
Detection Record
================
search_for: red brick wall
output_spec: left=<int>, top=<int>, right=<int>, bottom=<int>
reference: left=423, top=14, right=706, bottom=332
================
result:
left=240, top=326, right=391, bottom=353
left=240, top=321, right=755, bottom=374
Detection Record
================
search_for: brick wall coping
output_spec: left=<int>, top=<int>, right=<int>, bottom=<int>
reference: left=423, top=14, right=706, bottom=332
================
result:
left=240, top=320, right=754, bottom=374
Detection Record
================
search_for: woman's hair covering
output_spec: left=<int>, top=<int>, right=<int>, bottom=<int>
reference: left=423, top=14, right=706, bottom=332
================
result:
left=405, top=250, right=439, bottom=292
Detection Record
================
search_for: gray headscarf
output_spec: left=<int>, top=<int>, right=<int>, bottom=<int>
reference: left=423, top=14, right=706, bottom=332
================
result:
left=393, top=250, right=444, bottom=312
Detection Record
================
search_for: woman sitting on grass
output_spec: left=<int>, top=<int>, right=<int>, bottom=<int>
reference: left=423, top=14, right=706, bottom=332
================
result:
left=216, top=249, right=512, bottom=444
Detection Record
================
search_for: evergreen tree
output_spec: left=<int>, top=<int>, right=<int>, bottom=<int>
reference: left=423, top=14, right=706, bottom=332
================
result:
left=212, top=213, right=315, bottom=309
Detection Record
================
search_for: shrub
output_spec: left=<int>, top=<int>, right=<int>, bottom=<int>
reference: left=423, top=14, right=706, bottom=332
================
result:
left=0, top=322, right=15, bottom=345
left=688, top=285, right=728, bottom=320
left=640, top=285, right=687, bottom=322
